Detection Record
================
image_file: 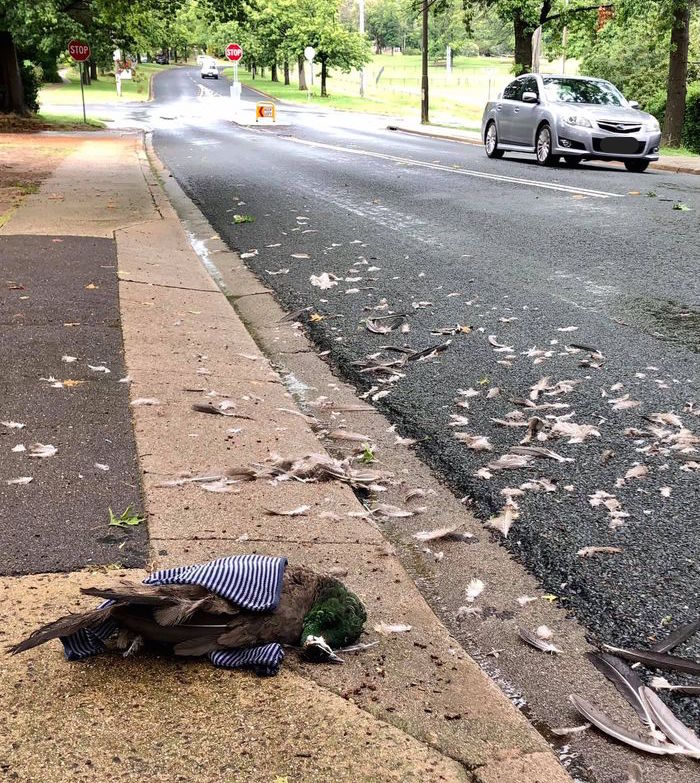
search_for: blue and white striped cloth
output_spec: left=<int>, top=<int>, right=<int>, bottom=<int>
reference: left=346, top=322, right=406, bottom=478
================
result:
left=61, top=555, right=288, bottom=675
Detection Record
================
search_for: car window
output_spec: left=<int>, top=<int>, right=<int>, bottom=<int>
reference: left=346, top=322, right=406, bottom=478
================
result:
left=542, top=77, right=624, bottom=105
left=502, top=80, right=523, bottom=101
left=520, top=77, right=538, bottom=98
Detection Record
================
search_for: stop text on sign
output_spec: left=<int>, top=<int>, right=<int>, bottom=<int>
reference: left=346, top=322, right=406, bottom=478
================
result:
left=68, top=40, right=91, bottom=62
left=226, top=43, right=243, bottom=62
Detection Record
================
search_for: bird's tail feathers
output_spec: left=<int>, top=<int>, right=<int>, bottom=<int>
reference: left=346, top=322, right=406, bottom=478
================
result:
left=7, top=606, right=114, bottom=655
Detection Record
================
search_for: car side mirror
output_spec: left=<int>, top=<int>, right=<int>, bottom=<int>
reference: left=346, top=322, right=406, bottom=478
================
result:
left=522, top=91, right=538, bottom=103
left=628, top=100, right=640, bottom=109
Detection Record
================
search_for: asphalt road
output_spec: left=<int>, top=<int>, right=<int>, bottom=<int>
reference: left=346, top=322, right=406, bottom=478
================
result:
left=149, top=68, right=699, bottom=727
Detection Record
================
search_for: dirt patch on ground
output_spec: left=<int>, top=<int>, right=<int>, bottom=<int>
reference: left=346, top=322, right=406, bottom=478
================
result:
left=0, top=134, right=80, bottom=227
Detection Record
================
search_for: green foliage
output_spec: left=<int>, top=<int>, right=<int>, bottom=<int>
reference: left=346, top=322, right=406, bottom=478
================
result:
left=108, top=506, right=145, bottom=527
left=301, top=583, right=367, bottom=648
left=645, top=82, right=700, bottom=154
left=19, top=59, right=41, bottom=112
left=682, top=82, right=700, bottom=154
left=574, top=4, right=671, bottom=110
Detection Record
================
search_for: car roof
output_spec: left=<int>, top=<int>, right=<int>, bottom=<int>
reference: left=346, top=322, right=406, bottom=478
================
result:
left=518, top=73, right=608, bottom=83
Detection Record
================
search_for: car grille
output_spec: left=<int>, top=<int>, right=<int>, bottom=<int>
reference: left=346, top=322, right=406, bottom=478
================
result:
left=597, top=121, right=642, bottom=134
left=593, top=138, right=646, bottom=154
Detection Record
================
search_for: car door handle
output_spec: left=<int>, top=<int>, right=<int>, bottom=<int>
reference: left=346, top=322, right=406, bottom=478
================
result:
left=495, top=105, right=502, bottom=111
left=514, top=108, right=520, bottom=113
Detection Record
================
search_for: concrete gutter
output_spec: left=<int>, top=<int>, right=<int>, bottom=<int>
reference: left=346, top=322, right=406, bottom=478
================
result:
left=0, top=128, right=572, bottom=783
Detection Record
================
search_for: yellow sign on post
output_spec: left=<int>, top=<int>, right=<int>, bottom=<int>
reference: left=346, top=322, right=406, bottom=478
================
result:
left=255, top=102, right=276, bottom=122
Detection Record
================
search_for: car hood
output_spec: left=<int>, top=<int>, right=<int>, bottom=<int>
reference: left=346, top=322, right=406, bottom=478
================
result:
left=554, top=103, right=651, bottom=122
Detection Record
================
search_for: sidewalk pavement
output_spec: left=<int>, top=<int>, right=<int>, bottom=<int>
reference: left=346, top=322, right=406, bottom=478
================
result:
left=0, top=130, right=571, bottom=783
left=388, top=121, right=700, bottom=175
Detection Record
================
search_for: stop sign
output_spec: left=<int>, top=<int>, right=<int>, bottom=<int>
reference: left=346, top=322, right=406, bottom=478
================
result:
left=68, top=40, right=91, bottom=62
left=225, top=43, right=243, bottom=62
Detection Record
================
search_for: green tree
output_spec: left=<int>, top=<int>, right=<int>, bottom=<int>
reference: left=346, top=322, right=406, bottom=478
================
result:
left=282, top=0, right=372, bottom=96
left=366, top=0, right=404, bottom=52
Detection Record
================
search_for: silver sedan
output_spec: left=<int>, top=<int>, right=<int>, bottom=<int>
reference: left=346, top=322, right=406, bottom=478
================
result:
left=481, top=74, right=661, bottom=172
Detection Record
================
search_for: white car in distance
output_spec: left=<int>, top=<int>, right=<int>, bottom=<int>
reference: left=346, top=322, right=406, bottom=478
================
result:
left=200, top=59, right=219, bottom=79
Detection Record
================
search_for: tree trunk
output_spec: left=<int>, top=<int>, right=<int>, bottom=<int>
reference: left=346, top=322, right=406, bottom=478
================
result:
left=82, top=63, right=91, bottom=86
left=321, top=59, right=327, bottom=97
left=298, top=55, right=307, bottom=90
left=513, top=11, right=533, bottom=76
left=663, top=0, right=691, bottom=147
left=0, top=32, right=26, bottom=114
left=90, top=60, right=98, bottom=80
left=271, top=62, right=278, bottom=82
left=283, top=60, right=290, bottom=85
left=252, top=62, right=257, bottom=80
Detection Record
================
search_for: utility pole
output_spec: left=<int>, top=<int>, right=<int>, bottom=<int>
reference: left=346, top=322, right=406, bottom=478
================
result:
left=421, top=0, right=428, bottom=124
left=358, top=0, right=365, bottom=97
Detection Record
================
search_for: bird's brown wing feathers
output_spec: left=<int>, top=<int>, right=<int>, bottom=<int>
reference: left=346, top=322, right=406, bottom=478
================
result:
left=8, top=605, right=115, bottom=655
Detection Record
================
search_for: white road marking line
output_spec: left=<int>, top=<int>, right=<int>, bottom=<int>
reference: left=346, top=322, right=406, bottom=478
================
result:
left=283, top=136, right=625, bottom=199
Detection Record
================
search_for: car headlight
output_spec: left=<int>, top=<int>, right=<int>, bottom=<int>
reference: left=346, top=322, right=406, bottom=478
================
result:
left=563, top=114, right=593, bottom=128
left=645, top=116, right=660, bottom=133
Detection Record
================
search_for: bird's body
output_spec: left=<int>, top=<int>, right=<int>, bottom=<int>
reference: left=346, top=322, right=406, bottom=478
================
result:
left=8, top=563, right=366, bottom=665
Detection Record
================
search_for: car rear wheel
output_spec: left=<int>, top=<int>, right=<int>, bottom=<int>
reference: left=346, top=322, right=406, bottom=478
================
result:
left=535, top=125, right=558, bottom=166
left=485, top=122, right=504, bottom=159
left=624, top=160, right=650, bottom=173
left=563, top=155, right=581, bottom=167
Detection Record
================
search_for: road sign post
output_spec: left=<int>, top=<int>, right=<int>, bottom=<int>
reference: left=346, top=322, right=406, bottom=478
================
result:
left=225, top=43, right=243, bottom=113
left=68, top=39, right=91, bottom=123
left=304, top=46, right=315, bottom=101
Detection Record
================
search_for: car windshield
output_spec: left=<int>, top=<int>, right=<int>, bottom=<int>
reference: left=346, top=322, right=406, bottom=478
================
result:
left=542, top=78, right=625, bottom=106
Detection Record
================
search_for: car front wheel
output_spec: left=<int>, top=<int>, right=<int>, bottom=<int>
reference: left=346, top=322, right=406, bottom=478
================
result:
left=624, top=159, right=650, bottom=173
left=535, top=124, right=558, bottom=166
left=485, top=122, right=504, bottom=159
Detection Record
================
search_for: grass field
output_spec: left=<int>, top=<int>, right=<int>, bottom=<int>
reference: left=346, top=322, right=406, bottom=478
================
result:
left=38, top=63, right=171, bottom=106
left=226, top=53, right=576, bottom=128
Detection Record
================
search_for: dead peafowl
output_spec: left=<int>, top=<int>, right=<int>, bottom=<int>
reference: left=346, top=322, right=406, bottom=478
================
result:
left=8, top=555, right=367, bottom=675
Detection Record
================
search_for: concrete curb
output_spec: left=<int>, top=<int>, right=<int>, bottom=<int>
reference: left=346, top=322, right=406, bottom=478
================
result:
left=142, top=131, right=573, bottom=783
left=386, top=123, right=700, bottom=175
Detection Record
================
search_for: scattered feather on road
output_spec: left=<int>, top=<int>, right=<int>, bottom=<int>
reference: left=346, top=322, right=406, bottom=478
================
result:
left=577, top=546, right=623, bottom=557
left=519, top=627, right=562, bottom=653
left=465, top=578, right=484, bottom=602
left=28, top=443, right=57, bottom=458
left=374, top=623, right=412, bottom=635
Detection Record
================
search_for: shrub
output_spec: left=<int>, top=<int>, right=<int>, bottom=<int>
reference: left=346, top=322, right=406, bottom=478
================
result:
left=682, top=82, right=700, bottom=153
left=645, top=82, right=700, bottom=153
left=19, top=60, right=41, bottom=114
